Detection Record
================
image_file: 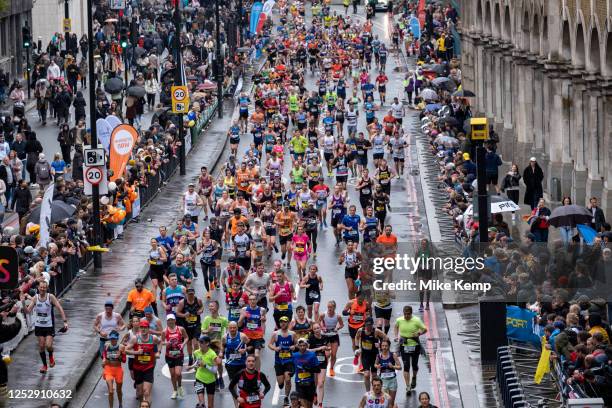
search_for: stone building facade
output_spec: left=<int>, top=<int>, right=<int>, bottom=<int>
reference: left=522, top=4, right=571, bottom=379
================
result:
left=32, top=0, right=89, bottom=50
left=458, top=0, right=612, bottom=217
left=0, top=0, right=33, bottom=77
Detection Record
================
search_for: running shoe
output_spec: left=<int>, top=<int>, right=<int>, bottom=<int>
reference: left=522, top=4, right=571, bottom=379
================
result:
left=418, top=305, right=424, bottom=312
left=171, top=391, right=177, bottom=399
left=329, top=367, right=335, bottom=376
left=353, top=355, right=359, bottom=365
left=284, top=396, right=290, bottom=406
left=218, top=376, right=225, bottom=389
left=411, top=376, right=417, bottom=388
left=49, top=355, right=55, bottom=367
left=206, top=291, right=211, bottom=300
left=178, top=386, right=185, bottom=398
left=39, top=365, right=47, bottom=373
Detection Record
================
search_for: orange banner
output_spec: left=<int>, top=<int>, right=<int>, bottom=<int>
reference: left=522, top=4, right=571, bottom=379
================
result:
left=418, top=0, right=426, bottom=28
left=109, top=124, right=138, bottom=182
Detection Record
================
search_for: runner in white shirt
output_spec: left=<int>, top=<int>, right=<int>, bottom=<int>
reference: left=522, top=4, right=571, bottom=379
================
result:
left=183, top=183, right=204, bottom=224
left=388, top=131, right=408, bottom=178
left=358, top=377, right=396, bottom=408
left=390, top=97, right=404, bottom=126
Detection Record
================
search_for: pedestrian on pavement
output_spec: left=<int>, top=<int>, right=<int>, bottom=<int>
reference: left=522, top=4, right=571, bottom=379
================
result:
left=34, top=153, right=53, bottom=191
left=72, top=91, right=87, bottom=124
left=522, top=157, right=544, bottom=210
left=558, top=196, right=575, bottom=245
left=12, top=179, right=31, bottom=220
left=0, top=156, right=15, bottom=207
left=485, top=145, right=502, bottom=194
left=25, top=133, right=43, bottom=185
left=72, top=145, right=84, bottom=181
left=57, top=123, right=74, bottom=164
left=587, top=196, right=606, bottom=232
left=35, top=80, right=50, bottom=125
left=530, top=198, right=551, bottom=243
left=66, top=57, right=80, bottom=94
left=54, top=86, right=72, bottom=125
left=144, top=72, right=159, bottom=111
left=79, top=34, right=89, bottom=60
left=501, top=163, right=521, bottom=221
left=79, top=57, right=88, bottom=89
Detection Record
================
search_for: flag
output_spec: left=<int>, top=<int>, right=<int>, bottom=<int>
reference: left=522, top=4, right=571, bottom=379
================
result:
left=250, top=2, right=263, bottom=35
left=256, top=0, right=275, bottom=34
left=109, top=124, right=138, bottom=182
left=418, top=0, right=426, bottom=28
left=534, top=336, right=551, bottom=384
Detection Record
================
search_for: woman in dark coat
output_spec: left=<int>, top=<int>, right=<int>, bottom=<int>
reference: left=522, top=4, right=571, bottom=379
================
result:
left=73, top=91, right=87, bottom=123
left=12, top=179, right=32, bottom=221
left=523, top=157, right=544, bottom=210
left=24, top=132, right=43, bottom=184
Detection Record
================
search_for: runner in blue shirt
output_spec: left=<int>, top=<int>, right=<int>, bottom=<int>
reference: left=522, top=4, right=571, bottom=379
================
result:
left=292, top=338, right=320, bottom=408
left=340, top=205, right=361, bottom=244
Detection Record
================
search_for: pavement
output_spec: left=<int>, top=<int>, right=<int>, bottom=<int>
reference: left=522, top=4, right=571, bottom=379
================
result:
left=3, top=8, right=472, bottom=408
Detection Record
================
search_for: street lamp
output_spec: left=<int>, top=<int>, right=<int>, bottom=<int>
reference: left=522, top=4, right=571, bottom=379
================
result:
left=22, top=22, right=31, bottom=99
left=64, top=0, right=70, bottom=54
left=215, top=0, right=223, bottom=119
left=86, top=0, right=102, bottom=270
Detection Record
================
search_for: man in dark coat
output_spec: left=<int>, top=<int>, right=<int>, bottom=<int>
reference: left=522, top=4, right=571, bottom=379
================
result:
left=523, top=157, right=544, bottom=210
left=587, top=197, right=606, bottom=232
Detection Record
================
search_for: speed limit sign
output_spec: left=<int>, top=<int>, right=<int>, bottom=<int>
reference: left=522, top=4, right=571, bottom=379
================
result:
left=85, top=166, right=104, bottom=185
left=171, top=86, right=189, bottom=113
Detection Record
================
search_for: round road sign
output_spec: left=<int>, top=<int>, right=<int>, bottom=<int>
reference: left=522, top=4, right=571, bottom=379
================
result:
left=173, top=87, right=187, bottom=101
left=85, top=166, right=104, bottom=185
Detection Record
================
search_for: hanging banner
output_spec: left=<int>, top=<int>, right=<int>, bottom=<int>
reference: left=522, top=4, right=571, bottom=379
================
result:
left=0, top=247, right=19, bottom=290
left=96, top=118, right=113, bottom=153
left=37, top=184, right=55, bottom=249
left=250, top=2, right=263, bottom=35
left=409, top=15, right=421, bottom=40
left=109, top=124, right=138, bottom=182
left=256, top=0, right=275, bottom=34
left=418, top=0, right=426, bottom=28
left=506, top=306, right=541, bottom=348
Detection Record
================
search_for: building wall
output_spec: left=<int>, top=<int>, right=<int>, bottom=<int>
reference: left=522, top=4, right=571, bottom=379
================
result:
left=0, top=0, right=33, bottom=77
left=31, top=0, right=88, bottom=48
left=458, top=0, right=612, bottom=218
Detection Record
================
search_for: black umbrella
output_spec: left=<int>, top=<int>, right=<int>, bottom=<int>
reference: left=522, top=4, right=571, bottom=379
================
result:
left=422, top=64, right=445, bottom=74
left=104, top=77, right=124, bottom=94
left=439, top=116, right=460, bottom=127
left=134, top=47, right=146, bottom=59
left=27, top=200, right=76, bottom=224
left=431, top=77, right=457, bottom=92
left=127, top=85, right=146, bottom=98
left=548, top=205, right=593, bottom=228
left=453, top=89, right=476, bottom=97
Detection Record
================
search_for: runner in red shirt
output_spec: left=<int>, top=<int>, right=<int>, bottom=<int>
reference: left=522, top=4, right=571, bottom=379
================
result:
left=375, top=72, right=389, bottom=105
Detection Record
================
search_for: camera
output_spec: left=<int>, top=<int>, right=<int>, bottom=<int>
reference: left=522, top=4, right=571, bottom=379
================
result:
left=84, top=148, right=105, bottom=167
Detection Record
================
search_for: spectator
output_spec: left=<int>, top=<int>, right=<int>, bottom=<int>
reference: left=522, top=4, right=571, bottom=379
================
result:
left=523, top=157, right=544, bottom=210
left=25, top=132, right=43, bottom=184
left=50, top=153, right=66, bottom=178
left=0, top=156, right=15, bottom=207
left=0, top=134, right=10, bottom=161
left=501, top=163, right=521, bottom=221
left=530, top=198, right=551, bottom=242
left=485, top=146, right=502, bottom=194
left=587, top=197, right=606, bottom=232
left=72, top=91, right=87, bottom=124
left=57, top=123, right=73, bottom=165
left=34, top=153, right=53, bottom=191
left=13, top=179, right=32, bottom=221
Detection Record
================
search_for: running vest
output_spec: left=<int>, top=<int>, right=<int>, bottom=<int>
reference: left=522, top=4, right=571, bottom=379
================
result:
left=164, top=285, right=185, bottom=312
left=348, top=300, right=367, bottom=329
left=363, top=391, right=390, bottom=408
left=322, top=313, right=339, bottom=337
left=243, top=306, right=264, bottom=339
left=34, top=294, right=53, bottom=328
left=275, top=331, right=294, bottom=363
left=225, top=332, right=247, bottom=366
left=133, top=334, right=156, bottom=371
left=378, top=352, right=397, bottom=379
left=164, top=326, right=184, bottom=359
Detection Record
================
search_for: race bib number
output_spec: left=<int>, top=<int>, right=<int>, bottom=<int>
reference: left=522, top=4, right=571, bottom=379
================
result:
left=361, top=188, right=371, bottom=195
left=308, top=291, right=319, bottom=299
left=246, top=394, right=260, bottom=403
left=169, top=349, right=181, bottom=357
left=404, top=345, right=416, bottom=353
left=295, top=246, right=305, bottom=254
left=361, top=340, right=373, bottom=351
left=194, top=381, right=205, bottom=392
left=380, top=371, right=396, bottom=379
left=276, top=303, right=289, bottom=311
left=298, top=372, right=311, bottom=380
left=138, top=355, right=151, bottom=363
left=352, top=315, right=363, bottom=322
left=317, top=354, right=326, bottom=362
left=279, top=351, right=292, bottom=359
left=186, top=315, right=197, bottom=323
left=246, top=322, right=259, bottom=330
left=229, top=353, right=241, bottom=360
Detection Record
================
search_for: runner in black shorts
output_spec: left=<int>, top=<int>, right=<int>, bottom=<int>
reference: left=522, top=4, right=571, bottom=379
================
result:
left=175, top=288, right=203, bottom=366
left=356, top=318, right=387, bottom=390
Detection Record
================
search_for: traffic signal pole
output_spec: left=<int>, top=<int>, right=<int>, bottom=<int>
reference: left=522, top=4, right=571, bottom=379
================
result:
left=174, top=0, right=186, bottom=176
left=22, top=22, right=31, bottom=99
left=215, top=0, right=223, bottom=119
left=86, top=0, right=102, bottom=270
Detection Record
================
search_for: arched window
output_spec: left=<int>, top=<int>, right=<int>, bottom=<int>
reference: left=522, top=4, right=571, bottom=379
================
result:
left=561, top=20, right=571, bottom=61
left=503, top=6, right=511, bottom=41
left=484, top=1, right=492, bottom=35
left=605, top=33, right=612, bottom=77
left=574, top=23, right=586, bottom=67
left=587, top=28, right=601, bottom=73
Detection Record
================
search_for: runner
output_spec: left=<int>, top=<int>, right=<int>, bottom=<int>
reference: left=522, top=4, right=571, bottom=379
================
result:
left=125, top=319, right=161, bottom=403
left=291, top=224, right=311, bottom=280
left=198, top=166, right=214, bottom=221
left=197, top=228, right=220, bottom=298
left=244, top=261, right=272, bottom=310
left=184, top=182, right=204, bottom=224
left=268, top=315, right=296, bottom=406
left=94, top=299, right=126, bottom=358
left=121, top=316, right=141, bottom=386
left=292, top=338, right=321, bottom=408
left=275, top=205, right=298, bottom=268
left=393, top=305, right=427, bottom=396
left=375, top=339, right=401, bottom=407
left=358, top=377, right=397, bottom=408
left=223, top=321, right=250, bottom=380
left=148, top=238, right=168, bottom=299
left=290, top=305, right=313, bottom=341
left=161, top=273, right=186, bottom=315
left=270, top=269, right=296, bottom=329
left=339, top=240, right=363, bottom=299
left=228, top=355, right=272, bottom=408
left=307, top=323, right=330, bottom=408
left=299, top=264, right=323, bottom=320
left=343, top=291, right=370, bottom=364
left=161, top=314, right=188, bottom=399
left=200, top=300, right=228, bottom=390
left=191, top=335, right=222, bottom=408
left=25, top=280, right=69, bottom=374
left=319, top=300, right=343, bottom=377
left=355, top=317, right=388, bottom=390
left=238, top=294, right=267, bottom=369
left=175, top=287, right=204, bottom=366
left=101, top=330, right=125, bottom=408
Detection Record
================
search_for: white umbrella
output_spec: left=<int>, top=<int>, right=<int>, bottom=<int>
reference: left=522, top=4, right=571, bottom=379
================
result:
left=420, top=88, right=438, bottom=101
left=490, top=200, right=521, bottom=214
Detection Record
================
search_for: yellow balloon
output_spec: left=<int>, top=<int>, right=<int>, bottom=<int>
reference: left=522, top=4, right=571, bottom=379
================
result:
left=188, top=120, right=195, bottom=127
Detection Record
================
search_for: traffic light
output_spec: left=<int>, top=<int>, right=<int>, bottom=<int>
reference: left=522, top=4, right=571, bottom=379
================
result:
left=120, top=27, right=128, bottom=49
left=22, top=25, right=31, bottom=48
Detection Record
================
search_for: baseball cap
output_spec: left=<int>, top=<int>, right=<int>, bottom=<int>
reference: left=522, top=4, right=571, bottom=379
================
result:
left=199, top=334, right=211, bottom=343
left=462, top=152, right=470, bottom=160
left=139, top=320, right=150, bottom=328
left=228, top=257, right=237, bottom=263
left=187, top=287, right=196, bottom=293
left=279, top=316, right=289, bottom=323
left=104, top=299, right=114, bottom=307
left=108, top=330, right=120, bottom=340
left=144, top=306, right=154, bottom=314
left=530, top=157, right=537, bottom=162
left=166, top=314, right=176, bottom=321
left=24, top=246, right=35, bottom=254
left=297, top=338, right=309, bottom=345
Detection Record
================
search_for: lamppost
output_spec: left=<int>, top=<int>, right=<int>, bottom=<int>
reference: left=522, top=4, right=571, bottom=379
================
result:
left=215, top=0, right=223, bottom=119
left=86, top=0, right=102, bottom=270
left=174, top=0, right=186, bottom=176
left=64, top=0, right=70, bottom=54
left=22, top=22, right=31, bottom=100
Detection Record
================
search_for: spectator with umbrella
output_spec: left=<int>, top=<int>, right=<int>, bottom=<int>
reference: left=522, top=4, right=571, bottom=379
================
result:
left=557, top=197, right=575, bottom=246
